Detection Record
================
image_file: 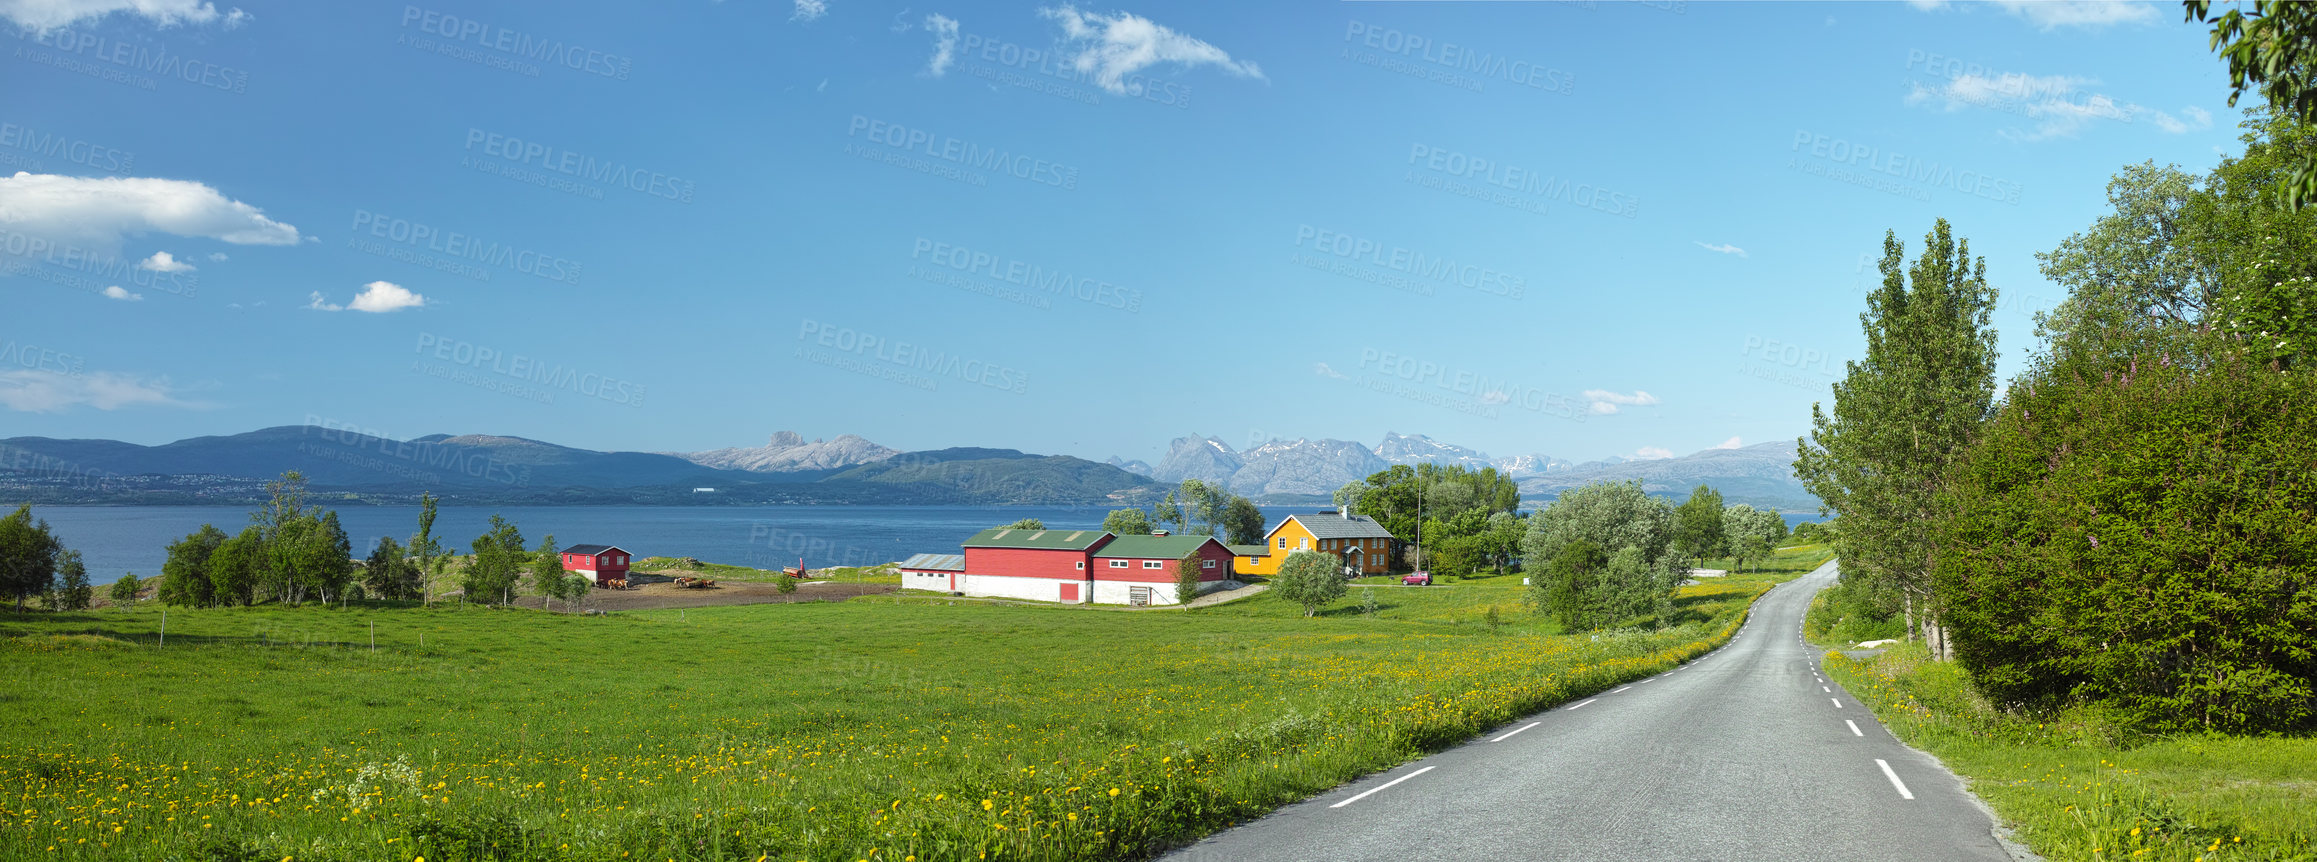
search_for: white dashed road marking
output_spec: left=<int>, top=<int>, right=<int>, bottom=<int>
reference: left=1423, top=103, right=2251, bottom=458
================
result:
left=1567, top=699, right=1598, bottom=711
left=1846, top=720, right=1864, bottom=737
left=1875, top=759, right=1916, bottom=800
left=1330, top=766, right=1436, bottom=809
left=1490, top=723, right=1540, bottom=743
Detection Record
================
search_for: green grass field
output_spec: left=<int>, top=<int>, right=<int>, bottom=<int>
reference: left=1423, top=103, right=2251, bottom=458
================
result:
left=1821, top=644, right=2317, bottom=861
left=3, top=547, right=1825, bottom=862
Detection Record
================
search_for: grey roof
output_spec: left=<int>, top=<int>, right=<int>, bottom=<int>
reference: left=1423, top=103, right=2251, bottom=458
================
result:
left=899, top=553, right=966, bottom=571
left=563, top=544, right=628, bottom=556
left=1227, top=544, right=1268, bottom=557
left=1278, top=513, right=1398, bottom=540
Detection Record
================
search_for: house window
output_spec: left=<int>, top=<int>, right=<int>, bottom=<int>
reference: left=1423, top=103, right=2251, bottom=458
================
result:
left=1276, top=537, right=1286, bottom=549
left=1299, top=539, right=1309, bottom=550
left=1201, top=560, right=1215, bottom=569
left=1109, top=560, right=1128, bottom=568
left=1076, top=561, right=1085, bottom=570
left=1245, top=557, right=1259, bottom=565
left=1143, top=560, right=1164, bottom=569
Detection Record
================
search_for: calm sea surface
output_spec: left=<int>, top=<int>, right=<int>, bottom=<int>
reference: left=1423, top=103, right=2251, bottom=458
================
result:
left=28, top=504, right=1825, bottom=582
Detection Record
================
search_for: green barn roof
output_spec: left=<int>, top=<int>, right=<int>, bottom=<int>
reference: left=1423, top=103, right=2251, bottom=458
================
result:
left=1092, top=534, right=1225, bottom=559
left=961, top=527, right=1112, bottom=550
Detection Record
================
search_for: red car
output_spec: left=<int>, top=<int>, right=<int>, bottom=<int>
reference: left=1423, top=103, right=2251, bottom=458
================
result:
left=1402, top=571, right=1432, bottom=586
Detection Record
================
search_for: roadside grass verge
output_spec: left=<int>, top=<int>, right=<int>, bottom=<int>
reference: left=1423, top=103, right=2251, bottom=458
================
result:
left=1, top=574, right=1775, bottom=862
left=1824, top=644, right=2317, bottom=861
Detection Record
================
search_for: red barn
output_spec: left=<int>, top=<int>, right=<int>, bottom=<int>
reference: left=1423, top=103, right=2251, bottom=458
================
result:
left=1087, top=534, right=1236, bottom=605
left=933, top=528, right=1241, bottom=605
left=562, top=544, right=632, bottom=584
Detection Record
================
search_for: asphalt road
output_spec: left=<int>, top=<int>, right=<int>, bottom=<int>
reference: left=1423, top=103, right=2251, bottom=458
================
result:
left=1164, top=562, right=2021, bottom=862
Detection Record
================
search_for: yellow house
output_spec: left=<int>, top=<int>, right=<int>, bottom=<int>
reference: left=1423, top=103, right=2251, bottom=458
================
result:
left=1238, top=509, right=1398, bottom=576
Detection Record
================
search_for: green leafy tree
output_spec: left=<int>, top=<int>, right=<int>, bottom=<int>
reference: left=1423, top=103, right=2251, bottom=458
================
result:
left=53, top=549, right=91, bottom=611
left=159, top=525, right=226, bottom=607
left=532, top=535, right=569, bottom=609
left=1722, top=505, right=1788, bottom=571
left=1153, top=491, right=1185, bottom=534
left=1271, top=550, right=1347, bottom=617
left=208, top=527, right=266, bottom=607
left=998, top=518, right=1046, bottom=531
left=109, top=573, right=140, bottom=607
left=1341, top=463, right=1522, bottom=544
left=1937, top=346, right=2317, bottom=732
left=1529, top=539, right=1609, bottom=630
left=1795, top=220, right=1999, bottom=659
left=1174, top=552, right=1202, bottom=605
left=364, top=536, right=422, bottom=601
left=1361, top=586, right=1378, bottom=616
left=0, top=504, right=61, bottom=612
left=1101, top=508, right=1154, bottom=536
left=2186, top=0, right=2317, bottom=208
left=409, top=493, right=447, bottom=606
left=463, top=515, right=527, bottom=605
left=1673, top=485, right=1728, bottom=569
left=1223, top=495, right=1267, bottom=546
left=298, top=511, right=355, bottom=605
left=1520, top=480, right=1676, bottom=573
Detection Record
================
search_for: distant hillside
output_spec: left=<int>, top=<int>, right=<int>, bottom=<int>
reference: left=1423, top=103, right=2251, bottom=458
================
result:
left=0, top=427, right=1161, bottom=506
left=1517, top=442, right=1817, bottom=512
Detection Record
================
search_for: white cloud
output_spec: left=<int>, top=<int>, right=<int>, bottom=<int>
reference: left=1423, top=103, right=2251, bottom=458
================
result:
left=138, top=250, right=195, bottom=272
left=0, top=369, right=191, bottom=412
left=1714, top=436, right=1743, bottom=450
left=1634, top=446, right=1675, bottom=460
left=2147, top=105, right=2214, bottom=134
left=791, top=0, right=825, bottom=22
left=1906, top=0, right=2155, bottom=30
left=923, top=13, right=958, bottom=77
left=1695, top=242, right=1747, bottom=258
left=0, top=0, right=249, bottom=31
left=101, top=285, right=141, bottom=301
left=1583, top=389, right=1661, bottom=414
left=1038, top=4, right=1263, bottom=95
left=1312, top=362, right=1346, bottom=379
left=207, top=251, right=228, bottom=262
left=310, top=280, right=425, bottom=313
left=1992, top=0, right=2155, bottom=29
left=0, top=172, right=301, bottom=253
left=1908, top=74, right=2157, bottom=141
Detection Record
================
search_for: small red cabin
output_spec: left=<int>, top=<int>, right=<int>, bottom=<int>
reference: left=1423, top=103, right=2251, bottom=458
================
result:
left=562, top=544, right=632, bottom=583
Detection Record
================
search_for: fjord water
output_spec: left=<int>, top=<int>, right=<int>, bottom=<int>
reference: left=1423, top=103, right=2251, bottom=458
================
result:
left=35, top=504, right=1825, bottom=584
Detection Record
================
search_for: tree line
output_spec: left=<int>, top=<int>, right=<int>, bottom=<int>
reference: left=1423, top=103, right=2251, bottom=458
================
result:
left=1796, top=103, right=2316, bottom=731
left=152, top=475, right=590, bottom=610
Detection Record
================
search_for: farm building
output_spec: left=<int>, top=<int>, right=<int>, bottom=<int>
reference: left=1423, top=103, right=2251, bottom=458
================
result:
left=1087, top=533, right=1236, bottom=605
left=1236, top=509, right=1397, bottom=577
left=562, top=544, right=633, bottom=584
left=898, top=553, right=965, bottom=591
left=908, top=527, right=1242, bottom=606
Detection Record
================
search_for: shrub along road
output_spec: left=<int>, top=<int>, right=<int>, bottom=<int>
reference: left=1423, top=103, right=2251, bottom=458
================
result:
left=1164, top=561, right=2021, bottom=862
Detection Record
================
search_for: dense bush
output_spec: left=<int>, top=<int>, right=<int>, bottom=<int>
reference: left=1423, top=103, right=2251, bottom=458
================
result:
left=1935, top=354, right=2317, bottom=732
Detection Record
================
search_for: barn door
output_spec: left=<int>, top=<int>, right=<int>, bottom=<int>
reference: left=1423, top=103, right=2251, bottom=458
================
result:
left=1060, top=582, right=1079, bottom=603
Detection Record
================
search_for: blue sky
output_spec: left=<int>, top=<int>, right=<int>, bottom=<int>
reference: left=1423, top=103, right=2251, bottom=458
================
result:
left=0, top=0, right=2248, bottom=466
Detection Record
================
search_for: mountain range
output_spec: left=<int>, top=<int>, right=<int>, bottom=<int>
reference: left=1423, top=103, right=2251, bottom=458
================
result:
left=0, top=426, right=1159, bottom=507
left=1127, top=432, right=1810, bottom=510
left=0, top=427, right=1817, bottom=511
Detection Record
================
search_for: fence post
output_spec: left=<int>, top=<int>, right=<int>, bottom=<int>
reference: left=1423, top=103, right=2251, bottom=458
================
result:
left=159, top=608, right=166, bottom=647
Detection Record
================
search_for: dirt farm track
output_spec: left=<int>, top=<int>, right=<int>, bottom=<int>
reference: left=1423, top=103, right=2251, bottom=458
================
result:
left=507, top=578, right=898, bottom=612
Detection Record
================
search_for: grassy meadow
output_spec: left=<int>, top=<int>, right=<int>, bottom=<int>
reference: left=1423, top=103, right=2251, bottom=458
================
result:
left=5, top=546, right=1825, bottom=862
left=1821, top=644, right=2317, bottom=862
